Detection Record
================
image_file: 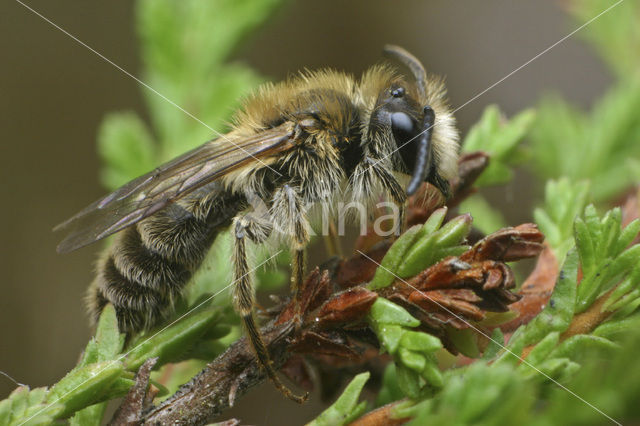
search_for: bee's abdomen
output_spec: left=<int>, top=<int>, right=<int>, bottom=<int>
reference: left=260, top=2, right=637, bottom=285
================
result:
left=89, top=187, right=245, bottom=332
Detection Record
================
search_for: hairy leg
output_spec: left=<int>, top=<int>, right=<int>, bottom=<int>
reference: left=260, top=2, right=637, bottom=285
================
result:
left=352, top=157, right=407, bottom=235
left=232, top=215, right=307, bottom=403
left=323, top=221, right=343, bottom=257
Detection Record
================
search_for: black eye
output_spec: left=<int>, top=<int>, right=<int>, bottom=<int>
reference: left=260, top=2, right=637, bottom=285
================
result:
left=391, top=87, right=405, bottom=98
left=390, top=111, right=414, bottom=135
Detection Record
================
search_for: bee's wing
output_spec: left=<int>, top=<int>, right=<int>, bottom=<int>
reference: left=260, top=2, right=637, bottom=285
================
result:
left=55, top=123, right=297, bottom=253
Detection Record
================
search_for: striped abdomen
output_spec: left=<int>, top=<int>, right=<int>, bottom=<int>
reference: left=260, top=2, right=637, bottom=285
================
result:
left=89, top=184, right=245, bottom=332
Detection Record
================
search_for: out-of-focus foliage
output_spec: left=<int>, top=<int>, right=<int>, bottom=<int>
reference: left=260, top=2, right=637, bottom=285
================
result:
left=533, top=179, right=589, bottom=262
left=527, top=0, right=640, bottom=202
left=459, top=105, right=534, bottom=234
left=529, top=80, right=640, bottom=201
left=390, top=327, right=640, bottom=425
left=307, top=373, right=370, bottom=426
left=569, top=0, right=640, bottom=79
left=462, top=105, right=535, bottom=188
left=100, top=0, right=285, bottom=181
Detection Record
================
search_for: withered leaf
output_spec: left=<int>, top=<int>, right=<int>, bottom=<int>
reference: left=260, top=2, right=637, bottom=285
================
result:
left=316, top=287, right=378, bottom=326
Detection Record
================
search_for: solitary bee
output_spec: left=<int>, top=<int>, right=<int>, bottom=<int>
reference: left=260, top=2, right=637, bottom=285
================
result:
left=56, top=46, right=459, bottom=402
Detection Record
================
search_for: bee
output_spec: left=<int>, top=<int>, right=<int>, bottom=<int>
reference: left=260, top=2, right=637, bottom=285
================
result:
left=55, top=45, right=459, bottom=402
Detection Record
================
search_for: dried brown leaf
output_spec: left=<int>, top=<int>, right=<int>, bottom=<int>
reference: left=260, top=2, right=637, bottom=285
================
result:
left=315, top=287, right=378, bottom=326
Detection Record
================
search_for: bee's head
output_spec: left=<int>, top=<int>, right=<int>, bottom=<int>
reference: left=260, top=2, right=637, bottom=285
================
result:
left=361, top=46, right=459, bottom=197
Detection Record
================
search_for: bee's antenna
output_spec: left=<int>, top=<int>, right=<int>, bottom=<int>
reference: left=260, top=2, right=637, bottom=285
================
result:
left=383, top=45, right=427, bottom=96
left=406, top=106, right=435, bottom=196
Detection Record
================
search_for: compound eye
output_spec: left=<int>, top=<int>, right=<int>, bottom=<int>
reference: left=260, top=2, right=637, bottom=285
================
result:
left=390, top=111, right=414, bottom=135
left=391, top=87, right=405, bottom=98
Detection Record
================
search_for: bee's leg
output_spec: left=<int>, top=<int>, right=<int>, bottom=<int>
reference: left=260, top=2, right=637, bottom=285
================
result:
left=232, top=215, right=307, bottom=403
left=272, top=185, right=311, bottom=317
left=323, top=222, right=343, bottom=257
left=397, top=202, right=407, bottom=235
left=274, top=185, right=310, bottom=290
left=363, top=157, right=407, bottom=234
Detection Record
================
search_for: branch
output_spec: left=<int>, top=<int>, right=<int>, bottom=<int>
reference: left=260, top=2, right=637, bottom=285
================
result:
left=142, top=322, right=296, bottom=424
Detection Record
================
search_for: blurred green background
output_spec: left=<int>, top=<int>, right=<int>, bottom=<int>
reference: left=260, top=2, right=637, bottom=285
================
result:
left=0, top=1, right=613, bottom=423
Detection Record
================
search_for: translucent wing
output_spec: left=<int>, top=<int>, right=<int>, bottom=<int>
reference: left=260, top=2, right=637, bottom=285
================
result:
left=55, top=123, right=296, bottom=253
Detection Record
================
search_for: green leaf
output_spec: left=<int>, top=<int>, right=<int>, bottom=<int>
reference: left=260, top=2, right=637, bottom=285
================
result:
left=601, top=266, right=640, bottom=312
left=308, top=372, right=370, bottom=426
left=126, top=308, right=220, bottom=371
left=477, top=311, right=518, bottom=327
left=69, top=403, right=106, bottom=426
left=530, top=322, right=640, bottom=424
left=368, top=298, right=420, bottom=328
left=519, top=332, right=559, bottom=368
left=446, top=328, right=480, bottom=358
left=421, top=207, right=448, bottom=235
left=420, top=355, right=444, bottom=389
left=102, top=375, right=136, bottom=397
left=462, top=105, right=535, bottom=187
left=391, top=399, right=432, bottom=423
left=395, top=363, right=422, bottom=399
left=398, top=233, right=437, bottom=278
left=602, top=244, right=640, bottom=284
left=482, top=328, right=505, bottom=360
left=431, top=245, right=471, bottom=260
left=398, top=214, right=472, bottom=278
left=526, top=357, right=579, bottom=382
left=80, top=305, right=125, bottom=368
left=10, top=387, right=28, bottom=421
left=605, top=288, right=640, bottom=313
left=534, top=179, right=589, bottom=261
left=592, top=314, right=640, bottom=340
left=548, top=334, right=619, bottom=361
left=368, top=225, right=422, bottom=289
left=0, top=386, right=63, bottom=426
left=508, top=249, right=578, bottom=348
left=615, top=219, right=640, bottom=254
left=399, top=348, right=426, bottom=372
left=373, top=324, right=404, bottom=354
left=94, top=305, right=125, bottom=359
left=574, top=217, right=597, bottom=276
left=48, top=361, right=124, bottom=419
left=376, top=363, right=404, bottom=407
left=610, top=296, right=640, bottom=320
left=399, top=330, right=442, bottom=353
left=572, top=206, right=640, bottom=315
left=407, top=362, right=534, bottom=425
left=434, top=214, right=473, bottom=248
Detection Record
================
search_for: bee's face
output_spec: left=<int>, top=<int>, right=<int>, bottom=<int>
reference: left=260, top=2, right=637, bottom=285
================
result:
left=368, top=80, right=447, bottom=197
left=358, top=46, right=459, bottom=198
